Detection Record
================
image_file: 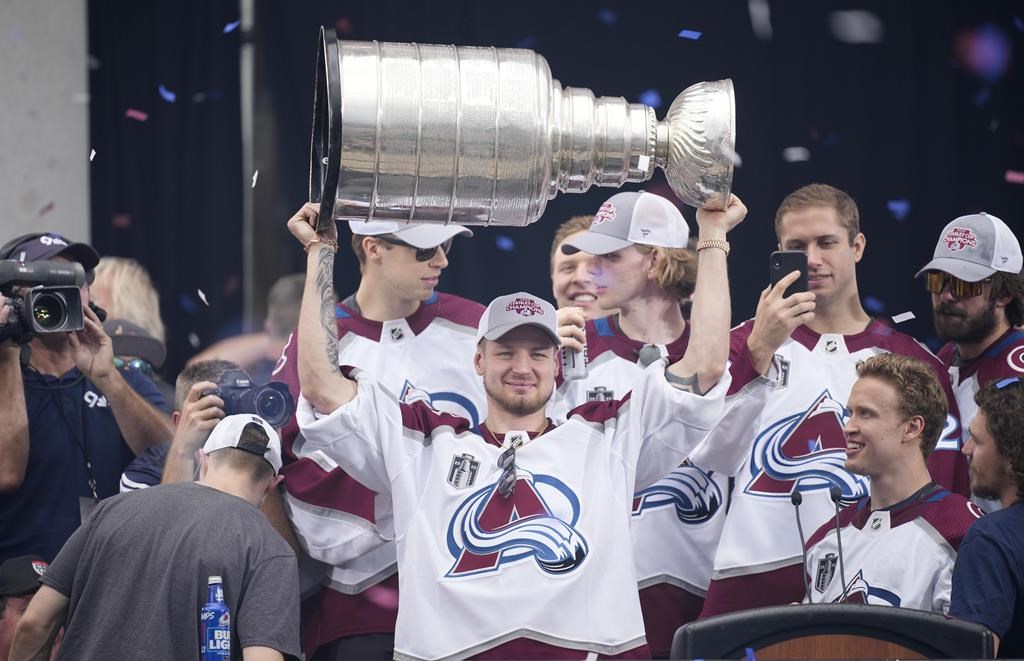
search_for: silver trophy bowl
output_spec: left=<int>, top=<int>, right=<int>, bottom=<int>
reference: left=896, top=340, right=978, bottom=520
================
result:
left=310, top=28, right=735, bottom=229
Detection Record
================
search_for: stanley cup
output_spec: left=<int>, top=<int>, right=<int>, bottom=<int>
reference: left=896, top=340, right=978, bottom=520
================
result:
left=310, top=27, right=735, bottom=229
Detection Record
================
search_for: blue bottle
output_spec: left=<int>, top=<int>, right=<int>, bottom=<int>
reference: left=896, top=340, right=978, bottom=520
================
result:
left=200, top=576, right=231, bottom=660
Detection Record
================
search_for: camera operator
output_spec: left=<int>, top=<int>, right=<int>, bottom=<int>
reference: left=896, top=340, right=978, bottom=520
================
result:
left=0, top=233, right=173, bottom=564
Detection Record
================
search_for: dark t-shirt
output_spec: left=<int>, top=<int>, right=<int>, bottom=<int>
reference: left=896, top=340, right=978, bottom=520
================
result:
left=0, top=366, right=168, bottom=563
left=42, top=481, right=301, bottom=660
left=950, top=500, right=1024, bottom=658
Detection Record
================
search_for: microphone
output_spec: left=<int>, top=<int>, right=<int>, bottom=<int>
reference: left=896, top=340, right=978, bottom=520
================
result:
left=790, top=490, right=812, bottom=604
left=829, top=485, right=849, bottom=603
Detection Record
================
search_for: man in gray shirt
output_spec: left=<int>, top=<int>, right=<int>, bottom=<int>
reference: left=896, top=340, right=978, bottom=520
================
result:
left=9, top=414, right=301, bottom=661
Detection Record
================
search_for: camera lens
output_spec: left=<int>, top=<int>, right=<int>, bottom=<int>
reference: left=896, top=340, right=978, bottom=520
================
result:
left=255, top=389, right=285, bottom=423
left=32, top=293, right=68, bottom=330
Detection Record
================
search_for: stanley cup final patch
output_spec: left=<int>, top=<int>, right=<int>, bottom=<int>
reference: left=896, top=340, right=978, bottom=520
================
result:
left=448, top=453, right=480, bottom=490
left=815, top=553, right=838, bottom=593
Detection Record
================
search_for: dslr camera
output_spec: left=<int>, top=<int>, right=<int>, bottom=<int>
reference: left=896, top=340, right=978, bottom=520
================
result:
left=206, top=369, right=296, bottom=428
left=0, top=259, right=86, bottom=344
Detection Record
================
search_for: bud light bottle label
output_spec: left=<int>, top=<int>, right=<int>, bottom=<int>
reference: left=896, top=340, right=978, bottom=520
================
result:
left=201, top=576, right=231, bottom=660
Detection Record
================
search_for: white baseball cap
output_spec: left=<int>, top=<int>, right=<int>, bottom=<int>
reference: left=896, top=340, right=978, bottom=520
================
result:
left=202, top=414, right=283, bottom=474
left=560, top=191, right=690, bottom=256
left=348, top=221, right=472, bottom=249
left=475, top=292, right=560, bottom=346
left=916, top=212, right=1022, bottom=282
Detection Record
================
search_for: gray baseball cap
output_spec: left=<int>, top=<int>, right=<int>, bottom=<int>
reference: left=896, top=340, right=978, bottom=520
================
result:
left=475, top=293, right=560, bottom=346
left=561, top=191, right=690, bottom=256
left=916, top=212, right=1022, bottom=281
left=348, top=221, right=472, bottom=249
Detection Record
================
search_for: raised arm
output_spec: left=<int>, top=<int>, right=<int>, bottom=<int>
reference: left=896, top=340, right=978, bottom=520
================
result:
left=0, top=299, right=29, bottom=491
left=287, top=203, right=357, bottom=414
left=667, top=194, right=748, bottom=394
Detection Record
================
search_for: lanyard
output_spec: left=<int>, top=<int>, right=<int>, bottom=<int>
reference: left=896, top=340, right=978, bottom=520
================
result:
left=31, top=369, right=101, bottom=502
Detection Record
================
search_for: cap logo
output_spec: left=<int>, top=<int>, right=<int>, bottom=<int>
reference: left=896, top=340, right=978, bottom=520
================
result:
left=943, top=227, right=978, bottom=252
left=593, top=201, right=616, bottom=226
left=505, top=297, right=544, bottom=317
left=32, top=560, right=48, bottom=576
left=39, top=235, right=69, bottom=247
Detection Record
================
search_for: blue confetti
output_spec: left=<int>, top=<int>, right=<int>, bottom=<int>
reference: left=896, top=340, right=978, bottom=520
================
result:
left=496, top=235, right=516, bottom=252
left=745, top=647, right=756, bottom=661
left=178, top=293, right=198, bottom=314
left=158, top=84, right=176, bottom=103
left=678, top=29, right=702, bottom=40
left=975, top=87, right=991, bottom=107
left=223, top=19, right=241, bottom=34
left=886, top=199, right=911, bottom=221
left=597, top=9, right=618, bottom=25
left=864, top=295, right=886, bottom=314
left=1015, top=17, right=1024, bottom=31
left=515, top=36, right=538, bottom=49
left=639, top=89, right=662, bottom=108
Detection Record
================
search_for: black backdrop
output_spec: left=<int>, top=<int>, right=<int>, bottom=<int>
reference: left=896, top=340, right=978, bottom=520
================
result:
left=88, top=0, right=1024, bottom=378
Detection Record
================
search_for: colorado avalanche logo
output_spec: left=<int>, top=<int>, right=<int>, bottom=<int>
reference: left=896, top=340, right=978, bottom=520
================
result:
left=632, top=462, right=722, bottom=524
left=746, top=390, right=868, bottom=500
left=833, top=570, right=901, bottom=607
left=593, top=201, right=616, bottom=225
left=943, top=227, right=978, bottom=252
left=400, top=380, right=482, bottom=427
left=445, top=470, right=588, bottom=578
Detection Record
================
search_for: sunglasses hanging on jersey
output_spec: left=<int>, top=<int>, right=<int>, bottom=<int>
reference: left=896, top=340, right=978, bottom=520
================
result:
left=375, top=235, right=453, bottom=262
left=924, top=271, right=991, bottom=298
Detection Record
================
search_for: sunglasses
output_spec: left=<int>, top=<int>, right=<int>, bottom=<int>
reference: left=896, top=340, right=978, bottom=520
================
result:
left=113, top=356, right=153, bottom=375
left=375, top=235, right=453, bottom=262
left=925, top=271, right=991, bottom=298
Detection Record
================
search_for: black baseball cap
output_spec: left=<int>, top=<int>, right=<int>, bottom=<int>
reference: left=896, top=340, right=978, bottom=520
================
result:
left=6, top=232, right=100, bottom=271
left=0, top=555, right=48, bottom=597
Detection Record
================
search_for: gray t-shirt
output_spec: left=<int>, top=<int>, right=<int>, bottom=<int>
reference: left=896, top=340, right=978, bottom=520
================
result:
left=43, top=481, right=300, bottom=660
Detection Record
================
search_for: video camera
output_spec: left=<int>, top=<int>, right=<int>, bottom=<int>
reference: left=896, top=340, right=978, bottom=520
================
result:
left=206, top=369, right=296, bottom=428
left=0, top=259, right=86, bottom=344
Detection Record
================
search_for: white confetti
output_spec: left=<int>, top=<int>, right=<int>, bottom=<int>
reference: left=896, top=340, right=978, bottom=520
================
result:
left=782, top=146, right=810, bottom=162
left=725, top=146, right=743, bottom=167
left=891, top=311, right=916, bottom=324
left=89, top=149, right=96, bottom=162
left=188, top=332, right=200, bottom=348
left=197, top=289, right=209, bottom=306
left=748, top=0, right=773, bottom=40
left=828, top=10, right=885, bottom=44
left=251, top=170, right=259, bottom=188
left=636, top=154, right=650, bottom=171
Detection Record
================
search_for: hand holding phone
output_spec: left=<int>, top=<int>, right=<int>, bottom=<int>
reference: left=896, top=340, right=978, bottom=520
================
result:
left=770, top=250, right=809, bottom=298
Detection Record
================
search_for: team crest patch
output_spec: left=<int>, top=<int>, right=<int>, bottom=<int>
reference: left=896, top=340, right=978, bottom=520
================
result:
left=1007, top=346, right=1024, bottom=374
left=31, top=560, right=48, bottom=576
left=593, top=201, right=616, bottom=225
left=944, top=227, right=978, bottom=252
left=815, top=553, right=837, bottom=593
left=447, top=453, right=480, bottom=489
left=505, top=297, right=544, bottom=317
left=587, top=386, right=615, bottom=402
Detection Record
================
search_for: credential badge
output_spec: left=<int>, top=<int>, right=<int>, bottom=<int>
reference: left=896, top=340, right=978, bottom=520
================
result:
left=447, top=453, right=480, bottom=489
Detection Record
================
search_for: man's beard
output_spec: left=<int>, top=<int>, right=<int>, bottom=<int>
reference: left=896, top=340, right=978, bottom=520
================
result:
left=970, top=473, right=1003, bottom=502
left=485, top=380, right=552, bottom=417
left=933, top=298, right=998, bottom=345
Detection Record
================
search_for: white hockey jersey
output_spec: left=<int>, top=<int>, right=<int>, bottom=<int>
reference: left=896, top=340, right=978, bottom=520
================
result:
left=803, top=483, right=982, bottom=613
left=273, top=292, right=486, bottom=645
left=297, top=361, right=735, bottom=661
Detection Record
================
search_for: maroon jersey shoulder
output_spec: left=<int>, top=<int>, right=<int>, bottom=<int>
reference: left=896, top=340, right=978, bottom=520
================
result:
left=566, top=391, right=631, bottom=426
left=434, top=292, right=485, bottom=330
left=908, top=492, right=983, bottom=552
left=973, top=330, right=1024, bottom=385
left=400, top=399, right=475, bottom=437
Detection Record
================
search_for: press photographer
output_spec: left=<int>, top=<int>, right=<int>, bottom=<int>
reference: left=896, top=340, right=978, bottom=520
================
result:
left=0, top=232, right=173, bottom=564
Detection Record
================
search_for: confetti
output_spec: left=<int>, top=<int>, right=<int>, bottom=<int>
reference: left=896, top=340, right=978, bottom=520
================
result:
left=1006, top=170, right=1024, bottom=185
left=223, top=20, right=241, bottom=34
left=637, top=154, right=651, bottom=171
left=725, top=146, right=743, bottom=167
left=125, top=108, right=149, bottom=122
left=251, top=170, right=259, bottom=188
left=158, top=84, right=177, bottom=103
left=111, top=213, right=132, bottom=228
left=864, top=296, right=886, bottom=314
left=597, top=9, right=618, bottom=25
left=639, top=89, right=662, bottom=108
left=828, top=10, right=885, bottom=44
left=782, top=146, right=810, bottom=162
left=364, top=585, right=399, bottom=609
left=223, top=274, right=241, bottom=296
left=745, top=647, right=756, bottom=661
left=191, top=92, right=207, bottom=104
left=678, top=29, right=702, bottom=40
left=38, top=201, right=55, bottom=217
left=334, top=17, right=353, bottom=35
left=748, top=0, right=773, bottom=40
left=990, top=118, right=1000, bottom=132
left=89, top=149, right=96, bottom=162
left=188, top=332, right=200, bottom=348
left=179, top=294, right=198, bottom=314
left=1015, top=17, right=1024, bottom=32
left=892, top=311, right=915, bottom=324
left=495, top=235, right=516, bottom=252
left=515, top=36, right=538, bottom=49
left=886, top=199, right=911, bottom=221
left=197, top=289, right=209, bottom=306
left=955, top=25, right=1011, bottom=82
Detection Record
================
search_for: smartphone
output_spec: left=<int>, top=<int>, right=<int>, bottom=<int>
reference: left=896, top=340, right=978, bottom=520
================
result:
left=770, top=250, right=808, bottom=298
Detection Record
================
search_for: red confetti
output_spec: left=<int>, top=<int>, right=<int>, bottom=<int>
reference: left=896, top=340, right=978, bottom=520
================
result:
left=222, top=274, right=241, bottom=296
left=124, top=108, right=149, bottom=122
left=334, top=17, right=353, bottom=34
left=111, top=213, right=132, bottom=228
left=1005, top=170, right=1024, bottom=185
left=38, top=201, right=55, bottom=217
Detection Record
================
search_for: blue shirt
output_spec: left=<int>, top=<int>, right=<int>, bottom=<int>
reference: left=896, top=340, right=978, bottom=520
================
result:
left=0, top=366, right=168, bottom=563
left=950, top=500, right=1024, bottom=657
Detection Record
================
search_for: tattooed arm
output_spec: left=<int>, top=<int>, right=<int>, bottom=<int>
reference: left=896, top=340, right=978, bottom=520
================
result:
left=666, top=194, right=748, bottom=395
left=288, top=203, right=357, bottom=414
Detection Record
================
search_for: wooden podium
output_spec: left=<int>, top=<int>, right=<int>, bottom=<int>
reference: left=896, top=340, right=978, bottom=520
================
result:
left=671, top=604, right=995, bottom=660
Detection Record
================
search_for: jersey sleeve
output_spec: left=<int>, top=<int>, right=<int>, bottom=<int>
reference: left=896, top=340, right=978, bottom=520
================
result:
left=625, top=361, right=732, bottom=490
left=950, top=525, right=1018, bottom=638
